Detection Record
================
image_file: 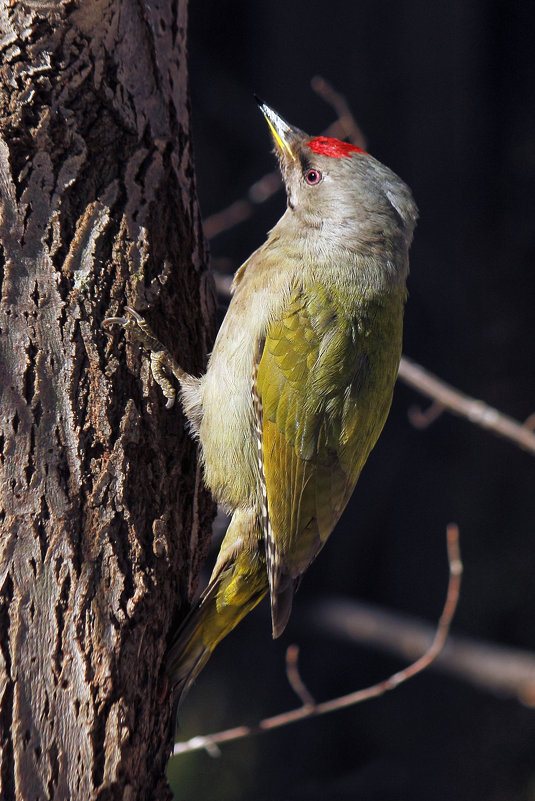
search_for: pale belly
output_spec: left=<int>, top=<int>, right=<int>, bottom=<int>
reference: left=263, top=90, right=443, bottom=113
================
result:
left=197, top=285, right=272, bottom=511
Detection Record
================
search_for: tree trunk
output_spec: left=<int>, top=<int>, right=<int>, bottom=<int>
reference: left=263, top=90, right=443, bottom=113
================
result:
left=0, top=2, right=215, bottom=798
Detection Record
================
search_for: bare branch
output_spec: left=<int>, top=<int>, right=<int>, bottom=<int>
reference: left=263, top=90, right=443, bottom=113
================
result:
left=309, top=596, right=535, bottom=707
left=524, top=411, right=535, bottom=432
left=204, top=80, right=535, bottom=457
left=172, top=525, right=461, bottom=757
left=208, top=271, right=535, bottom=456
left=310, top=75, right=368, bottom=150
left=212, top=265, right=234, bottom=297
left=203, top=119, right=358, bottom=241
left=398, top=356, right=535, bottom=456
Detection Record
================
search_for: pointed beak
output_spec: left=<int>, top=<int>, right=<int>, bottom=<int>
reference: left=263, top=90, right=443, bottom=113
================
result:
left=256, top=98, right=299, bottom=161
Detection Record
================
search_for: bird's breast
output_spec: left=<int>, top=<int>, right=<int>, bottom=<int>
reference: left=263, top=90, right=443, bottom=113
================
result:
left=198, top=268, right=293, bottom=511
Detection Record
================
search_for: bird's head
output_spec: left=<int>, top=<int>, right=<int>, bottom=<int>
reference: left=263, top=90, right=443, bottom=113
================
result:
left=257, top=100, right=418, bottom=269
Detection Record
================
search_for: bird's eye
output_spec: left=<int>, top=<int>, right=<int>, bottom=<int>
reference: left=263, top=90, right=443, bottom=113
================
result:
left=304, top=168, right=322, bottom=185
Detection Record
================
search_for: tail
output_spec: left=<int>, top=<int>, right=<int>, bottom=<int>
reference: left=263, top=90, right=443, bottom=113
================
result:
left=166, top=581, right=224, bottom=708
left=167, top=547, right=269, bottom=709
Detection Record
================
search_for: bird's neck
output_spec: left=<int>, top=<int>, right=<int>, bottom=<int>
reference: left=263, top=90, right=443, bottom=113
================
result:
left=270, top=209, right=410, bottom=295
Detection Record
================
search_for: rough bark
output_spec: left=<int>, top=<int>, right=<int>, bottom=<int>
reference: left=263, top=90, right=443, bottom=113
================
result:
left=0, top=2, right=215, bottom=799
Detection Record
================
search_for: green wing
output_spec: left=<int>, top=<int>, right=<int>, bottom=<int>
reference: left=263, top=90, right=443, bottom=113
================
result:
left=256, top=283, right=402, bottom=636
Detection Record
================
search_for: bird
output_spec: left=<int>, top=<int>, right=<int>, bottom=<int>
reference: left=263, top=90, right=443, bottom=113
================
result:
left=104, top=99, right=418, bottom=706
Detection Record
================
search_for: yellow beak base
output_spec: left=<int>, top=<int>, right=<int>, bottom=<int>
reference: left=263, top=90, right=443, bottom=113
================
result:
left=257, top=100, right=297, bottom=161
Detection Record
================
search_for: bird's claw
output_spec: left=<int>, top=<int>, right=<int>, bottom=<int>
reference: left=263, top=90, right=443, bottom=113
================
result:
left=102, top=306, right=181, bottom=408
left=102, top=306, right=164, bottom=352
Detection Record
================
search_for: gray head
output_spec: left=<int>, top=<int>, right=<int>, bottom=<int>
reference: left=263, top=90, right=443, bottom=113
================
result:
left=258, top=101, right=418, bottom=269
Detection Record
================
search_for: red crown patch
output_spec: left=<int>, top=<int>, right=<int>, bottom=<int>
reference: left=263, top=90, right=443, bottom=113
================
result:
left=307, top=137, right=366, bottom=159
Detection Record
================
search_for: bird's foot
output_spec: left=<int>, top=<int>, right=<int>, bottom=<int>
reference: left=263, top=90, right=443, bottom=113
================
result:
left=102, top=306, right=185, bottom=408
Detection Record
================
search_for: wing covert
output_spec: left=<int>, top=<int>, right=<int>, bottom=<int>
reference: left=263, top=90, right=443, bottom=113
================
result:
left=255, top=284, right=367, bottom=635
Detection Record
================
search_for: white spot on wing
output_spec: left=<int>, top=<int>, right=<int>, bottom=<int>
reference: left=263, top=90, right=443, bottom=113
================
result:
left=252, top=345, right=279, bottom=607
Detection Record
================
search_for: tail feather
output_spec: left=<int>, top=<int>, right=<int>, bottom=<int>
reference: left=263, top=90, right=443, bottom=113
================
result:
left=167, top=553, right=269, bottom=709
left=167, top=580, right=221, bottom=707
left=270, top=573, right=294, bottom=638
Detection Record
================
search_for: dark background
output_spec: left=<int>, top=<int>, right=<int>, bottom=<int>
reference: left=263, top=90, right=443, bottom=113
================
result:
left=169, top=1, right=535, bottom=799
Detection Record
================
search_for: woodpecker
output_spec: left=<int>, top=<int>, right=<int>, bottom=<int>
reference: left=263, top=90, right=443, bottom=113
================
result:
left=105, top=100, right=418, bottom=704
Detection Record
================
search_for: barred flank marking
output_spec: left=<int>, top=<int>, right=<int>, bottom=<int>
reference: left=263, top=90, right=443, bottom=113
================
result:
left=252, top=347, right=278, bottom=601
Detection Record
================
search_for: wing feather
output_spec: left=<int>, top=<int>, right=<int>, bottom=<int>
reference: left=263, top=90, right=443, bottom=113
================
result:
left=255, top=284, right=366, bottom=636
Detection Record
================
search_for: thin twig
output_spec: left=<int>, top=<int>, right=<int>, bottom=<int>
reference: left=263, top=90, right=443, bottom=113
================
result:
left=309, top=598, right=535, bottom=707
left=207, top=271, right=535, bottom=457
left=311, top=75, right=367, bottom=150
left=398, top=356, right=535, bottom=456
left=285, top=645, right=315, bottom=708
left=211, top=264, right=234, bottom=297
left=172, top=525, right=461, bottom=757
left=204, top=80, right=535, bottom=455
left=407, top=400, right=446, bottom=429
left=205, top=76, right=364, bottom=240
left=203, top=123, right=357, bottom=240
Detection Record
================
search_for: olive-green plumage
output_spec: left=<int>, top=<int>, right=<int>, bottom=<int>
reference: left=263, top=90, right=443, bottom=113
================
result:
left=256, top=281, right=407, bottom=630
left=115, top=103, right=418, bottom=704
